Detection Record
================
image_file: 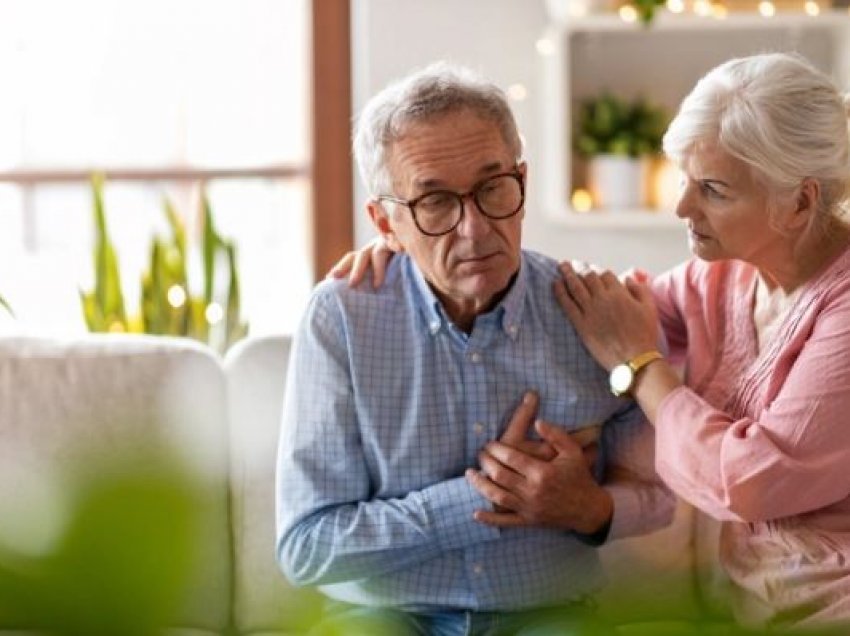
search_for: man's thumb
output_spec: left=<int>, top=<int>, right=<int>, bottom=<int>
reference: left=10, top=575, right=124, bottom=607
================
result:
left=535, top=420, right=580, bottom=455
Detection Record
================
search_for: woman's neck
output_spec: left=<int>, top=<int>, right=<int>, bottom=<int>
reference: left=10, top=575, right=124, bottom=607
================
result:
left=758, top=219, right=850, bottom=295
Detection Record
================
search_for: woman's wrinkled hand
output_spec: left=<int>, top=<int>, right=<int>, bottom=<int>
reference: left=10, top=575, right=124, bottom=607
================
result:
left=553, top=260, right=659, bottom=371
left=326, top=236, right=395, bottom=288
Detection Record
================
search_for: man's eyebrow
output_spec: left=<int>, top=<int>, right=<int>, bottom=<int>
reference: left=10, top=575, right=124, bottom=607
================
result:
left=413, top=162, right=508, bottom=191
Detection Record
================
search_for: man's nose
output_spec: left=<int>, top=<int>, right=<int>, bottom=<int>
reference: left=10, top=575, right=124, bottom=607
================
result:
left=455, top=194, right=491, bottom=238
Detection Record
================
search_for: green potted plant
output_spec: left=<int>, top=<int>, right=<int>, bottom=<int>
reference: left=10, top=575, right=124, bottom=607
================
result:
left=574, top=92, right=668, bottom=209
left=79, top=175, right=248, bottom=352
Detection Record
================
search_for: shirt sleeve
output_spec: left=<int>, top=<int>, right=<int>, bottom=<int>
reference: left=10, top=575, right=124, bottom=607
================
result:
left=603, top=400, right=676, bottom=541
left=655, top=291, right=850, bottom=523
left=275, top=289, right=498, bottom=587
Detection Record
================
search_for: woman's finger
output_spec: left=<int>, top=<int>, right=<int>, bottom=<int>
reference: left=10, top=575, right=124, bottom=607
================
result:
left=349, top=245, right=373, bottom=287
left=554, top=280, right=584, bottom=328
left=370, top=239, right=393, bottom=289
left=558, top=262, right=591, bottom=307
left=327, top=252, right=356, bottom=279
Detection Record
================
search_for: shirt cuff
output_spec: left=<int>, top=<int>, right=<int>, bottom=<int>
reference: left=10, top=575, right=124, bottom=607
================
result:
left=420, top=476, right=500, bottom=552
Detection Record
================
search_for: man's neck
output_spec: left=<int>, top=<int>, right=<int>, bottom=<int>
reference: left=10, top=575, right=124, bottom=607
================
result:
left=433, top=271, right=519, bottom=334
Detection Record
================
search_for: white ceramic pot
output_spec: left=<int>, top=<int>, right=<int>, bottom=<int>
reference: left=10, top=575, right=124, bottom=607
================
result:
left=588, top=154, right=647, bottom=210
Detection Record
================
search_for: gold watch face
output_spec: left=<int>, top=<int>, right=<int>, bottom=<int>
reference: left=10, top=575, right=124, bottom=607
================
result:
left=609, top=363, right=634, bottom=396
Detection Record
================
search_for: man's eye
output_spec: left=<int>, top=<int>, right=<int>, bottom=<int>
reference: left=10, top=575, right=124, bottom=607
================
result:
left=420, top=193, right=454, bottom=210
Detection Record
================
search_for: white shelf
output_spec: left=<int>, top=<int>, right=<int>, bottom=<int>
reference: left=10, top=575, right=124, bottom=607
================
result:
left=561, top=11, right=850, bottom=33
left=539, top=12, right=850, bottom=230
left=546, top=207, right=685, bottom=229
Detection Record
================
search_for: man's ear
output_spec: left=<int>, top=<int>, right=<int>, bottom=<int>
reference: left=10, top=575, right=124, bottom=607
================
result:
left=367, top=200, right=404, bottom=252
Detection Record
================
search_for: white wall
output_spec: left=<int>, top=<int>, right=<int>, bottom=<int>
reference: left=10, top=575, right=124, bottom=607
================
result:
left=350, top=0, right=692, bottom=274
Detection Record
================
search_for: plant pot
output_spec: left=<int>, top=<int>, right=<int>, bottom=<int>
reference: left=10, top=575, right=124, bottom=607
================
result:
left=588, top=155, right=647, bottom=210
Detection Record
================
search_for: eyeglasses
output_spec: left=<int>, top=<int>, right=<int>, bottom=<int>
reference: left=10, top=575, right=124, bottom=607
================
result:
left=377, top=171, right=525, bottom=237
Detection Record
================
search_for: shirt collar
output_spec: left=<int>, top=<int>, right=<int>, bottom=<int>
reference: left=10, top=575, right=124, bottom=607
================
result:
left=405, top=252, right=527, bottom=340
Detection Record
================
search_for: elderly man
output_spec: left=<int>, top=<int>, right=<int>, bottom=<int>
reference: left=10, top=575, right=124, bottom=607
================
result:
left=276, top=63, right=673, bottom=635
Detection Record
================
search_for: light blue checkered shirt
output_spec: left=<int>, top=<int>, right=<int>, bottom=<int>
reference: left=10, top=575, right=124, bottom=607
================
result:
left=276, top=250, right=673, bottom=612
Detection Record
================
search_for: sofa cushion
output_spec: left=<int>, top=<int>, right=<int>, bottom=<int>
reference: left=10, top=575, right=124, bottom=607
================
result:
left=224, top=335, right=324, bottom=634
left=0, top=335, right=232, bottom=633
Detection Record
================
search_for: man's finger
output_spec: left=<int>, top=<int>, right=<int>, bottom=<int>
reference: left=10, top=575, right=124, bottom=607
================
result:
left=569, top=424, right=602, bottom=448
left=478, top=450, right=523, bottom=489
left=472, top=509, right=529, bottom=528
left=534, top=421, right=583, bottom=458
left=483, top=440, right=539, bottom=475
left=500, top=391, right=538, bottom=447
left=465, top=468, right=522, bottom=511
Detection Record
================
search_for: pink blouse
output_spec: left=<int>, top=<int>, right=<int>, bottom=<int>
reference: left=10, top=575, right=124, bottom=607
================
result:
left=652, top=245, right=850, bottom=627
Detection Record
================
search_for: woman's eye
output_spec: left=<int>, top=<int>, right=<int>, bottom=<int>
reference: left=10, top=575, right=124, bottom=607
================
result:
left=701, top=182, right=726, bottom=199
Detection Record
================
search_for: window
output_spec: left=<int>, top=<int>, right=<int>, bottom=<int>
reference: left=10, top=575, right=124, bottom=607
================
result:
left=0, top=0, right=351, bottom=338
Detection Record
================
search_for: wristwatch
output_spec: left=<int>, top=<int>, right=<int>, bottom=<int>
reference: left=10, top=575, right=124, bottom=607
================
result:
left=609, top=350, right=663, bottom=397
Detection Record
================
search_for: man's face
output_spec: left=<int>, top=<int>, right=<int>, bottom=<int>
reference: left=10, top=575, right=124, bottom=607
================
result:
left=369, top=110, right=525, bottom=323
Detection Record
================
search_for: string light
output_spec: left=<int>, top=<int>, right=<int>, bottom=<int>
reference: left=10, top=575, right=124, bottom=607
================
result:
left=205, top=302, right=223, bottom=325
left=535, top=38, right=555, bottom=57
left=758, top=1, right=776, bottom=16
left=619, top=5, right=639, bottom=21
left=167, top=284, right=187, bottom=308
left=711, top=2, right=728, bottom=18
left=693, top=0, right=713, bottom=16
left=804, top=0, right=820, bottom=15
left=666, top=0, right=685, bottom=13
left=571, top=189, right=594, bottom=213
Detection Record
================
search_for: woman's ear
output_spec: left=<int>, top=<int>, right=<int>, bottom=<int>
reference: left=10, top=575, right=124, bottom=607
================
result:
left=367, top=200, right=403, bottom=252
left=789, top=178, right=820, bottom=232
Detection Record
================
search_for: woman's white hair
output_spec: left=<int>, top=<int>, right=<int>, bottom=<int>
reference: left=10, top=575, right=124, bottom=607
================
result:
left=663, top=52, right=850, bottom=224
left=353, top=62, right=522, bottom=197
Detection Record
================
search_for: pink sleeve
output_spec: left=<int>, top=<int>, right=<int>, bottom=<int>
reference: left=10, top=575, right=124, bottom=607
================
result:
left=651, top=262, right=691, bottom=366
left=655, top=294, right=850, bottom=522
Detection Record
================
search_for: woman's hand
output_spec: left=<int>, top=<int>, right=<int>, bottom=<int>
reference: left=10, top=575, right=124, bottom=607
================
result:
left=326, top=237, right=395, bottom=288
left=553, top=261, right=659, bottom=371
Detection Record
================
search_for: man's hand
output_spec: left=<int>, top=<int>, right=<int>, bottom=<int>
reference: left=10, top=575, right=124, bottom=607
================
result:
left=466, top=419, right=612, bottom=534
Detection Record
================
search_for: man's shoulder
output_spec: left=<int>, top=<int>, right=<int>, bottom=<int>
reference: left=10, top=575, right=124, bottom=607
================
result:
left=521, top=249, right=560, bottom=278
left=520, top=249, right=561, bottom=298
left=305, top=254, right=411, bottom=322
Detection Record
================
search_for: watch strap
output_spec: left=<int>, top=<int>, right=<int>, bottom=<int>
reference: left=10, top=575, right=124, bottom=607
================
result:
left=627, top=350, right=663, bottom=373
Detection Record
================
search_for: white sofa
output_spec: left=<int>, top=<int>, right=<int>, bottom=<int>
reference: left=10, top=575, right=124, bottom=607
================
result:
left=0, top=334, right=725, bottom=634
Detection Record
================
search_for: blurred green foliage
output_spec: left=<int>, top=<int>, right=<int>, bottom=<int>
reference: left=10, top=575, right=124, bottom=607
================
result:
left=0, top=450, right=202, bottom=636
left=575, top=93, right=669, bottom=158
left=80, top=174, right=248, bottom=352
left=631, top=0, right=667, bottom=25
left=0, top=293, right=13, bottom=317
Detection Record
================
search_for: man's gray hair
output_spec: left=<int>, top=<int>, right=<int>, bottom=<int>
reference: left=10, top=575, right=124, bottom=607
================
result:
left=353, top=62, right=522, bottom=197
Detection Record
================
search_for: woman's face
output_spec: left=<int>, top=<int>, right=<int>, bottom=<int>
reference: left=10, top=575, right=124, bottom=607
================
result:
left=675, top=141, right=782, bottom=264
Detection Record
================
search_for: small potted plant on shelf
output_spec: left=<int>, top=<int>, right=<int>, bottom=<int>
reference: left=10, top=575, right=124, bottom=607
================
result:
left=574, top=92, right=668, bottom=210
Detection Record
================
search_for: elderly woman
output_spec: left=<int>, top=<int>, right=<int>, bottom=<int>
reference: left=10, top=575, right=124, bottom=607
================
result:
left=549, top=52, right=850, bottom=627
left=332, top=52, right=850, bottom=628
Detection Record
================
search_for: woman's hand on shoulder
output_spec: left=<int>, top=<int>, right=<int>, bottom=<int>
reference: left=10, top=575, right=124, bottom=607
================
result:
left=554, top=260, right=659, bottom=370
left=327, top=236, right=395, bottom=288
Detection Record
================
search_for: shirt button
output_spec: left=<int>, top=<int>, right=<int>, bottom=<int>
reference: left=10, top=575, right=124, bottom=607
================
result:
left=473, top=422, right=485, bottom=435
left=472, top=563, right=484, bottom=575
left=469, top=352, right=482, bottom=363
left=507, top=324, right=518, bottom=335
